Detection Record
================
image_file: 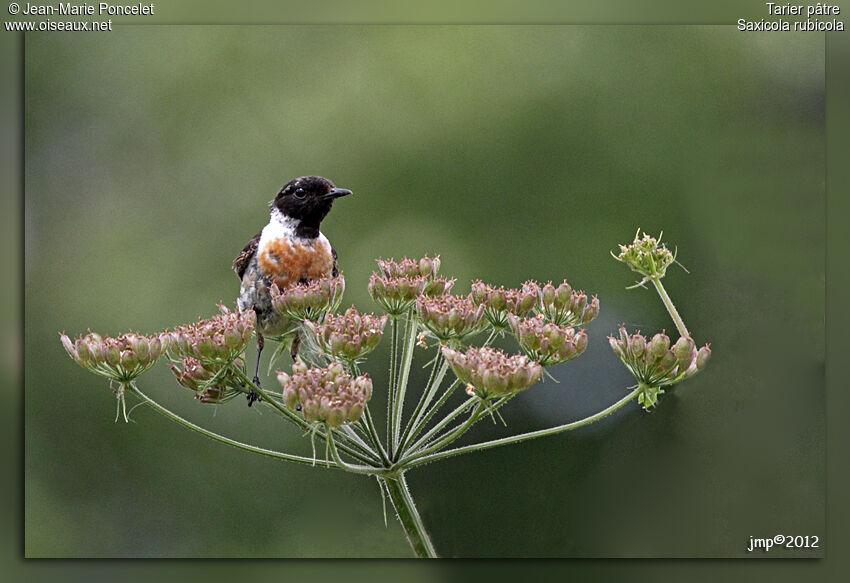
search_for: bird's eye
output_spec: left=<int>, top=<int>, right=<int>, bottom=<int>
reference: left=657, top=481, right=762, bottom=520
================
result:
left=294, top=188, right=306, bottom=199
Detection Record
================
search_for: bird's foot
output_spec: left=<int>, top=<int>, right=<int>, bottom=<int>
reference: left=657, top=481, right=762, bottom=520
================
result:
left=247, top=376, right=263, bottom=407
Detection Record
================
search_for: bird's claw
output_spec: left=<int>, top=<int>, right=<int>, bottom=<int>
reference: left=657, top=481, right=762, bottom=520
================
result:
left=247, top=377, right=263, bottom=407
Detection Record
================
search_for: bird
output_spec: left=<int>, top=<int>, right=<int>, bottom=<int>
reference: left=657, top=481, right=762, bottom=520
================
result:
left=233, top=175, right=352, bottom=406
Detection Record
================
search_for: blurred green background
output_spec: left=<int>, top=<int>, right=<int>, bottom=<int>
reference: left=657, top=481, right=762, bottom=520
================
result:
left=24, top=26, right=824, bottom=557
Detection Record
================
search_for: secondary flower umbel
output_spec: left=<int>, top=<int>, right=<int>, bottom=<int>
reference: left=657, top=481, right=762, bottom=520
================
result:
left=170, top=356, right=247, bottom=404
left=608, top=326, right=711, bottom=408
left=305, top=306, right=388, bottom=361
left=369, top=255, right=445, bottom=315
left=277, top=360, right=373, bottom=427
left=470, top=280, right=539, bottom=329
left=376, top=254, right=441, bottom=279
left=60, top=329, right=167, bottom=421
left=508, top=315, right=588, bottom=366
left=613, top=229, right=676, bottom=285
left=416, top=294, right=485, bottom=342
left=270, top=275, right=346, bottom=322
left=441, top=345, right=542, bottom=398
left=167, top=305, right=255, bottom=365
left=61, top=329, right=165, bottom=383
left=537, top=280, right=599, bottom=327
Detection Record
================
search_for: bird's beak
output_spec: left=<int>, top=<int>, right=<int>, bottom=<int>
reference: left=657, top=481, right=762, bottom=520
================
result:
left=324, top=187, right=352, bottom=200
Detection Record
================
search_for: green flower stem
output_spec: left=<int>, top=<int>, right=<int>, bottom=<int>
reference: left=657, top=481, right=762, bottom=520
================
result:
left=361, top=405, right=391, bottom=466
left=403, top=402, right=485, bottom=463
left=327, top=431, right=388, bottom=476
left=397, top=354, right=447, bottom=456
left=348, top=361, right=391, bottom=466
left=402, top=379, right=462, bottom=453
left=391, top=313, right=418, bottom=456
left=406, top=396, right=476, bottom=454
left=338, top=423, right=376, bottom=455
left=403, top=395, right=513, bottom=463
left=128, top=384, right=335, bottom=469
left=387, top=316, right=400, bottom=448
left=382, top=473, right=438, bottom=558
left=403, top=386, right=642, bottom=469
left=651, top=277, right=690, bottom=338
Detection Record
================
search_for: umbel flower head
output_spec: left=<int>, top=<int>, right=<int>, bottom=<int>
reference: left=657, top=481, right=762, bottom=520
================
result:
left=536, top=280, right=600, bottom=327
left=416, top=294, right=485, bottom=342
left=270, top=275, right=346, bottom=322
left=277, top=360, right=373, bottom=427
left=369, top=255, right=445, bottom=315
left=60, top=329, right=166, bottom=422
left=368, top=274, right=426, bottom=315
left=608, top=325, right=711, bottom=409
left=170, top=356, right=246, bottom=404
left=167, top=305, right=255, bottom=365
left=470, top=280, right=539, bottom=329
left=305, top=306, right=388, bottom=361
left=61, top=329, right=165, bottom=383
left=376, top=254, right=441, bottom=279
left=613, top=229, right=676, bottom=285
left=508, top=314, right=588, bottom=366
left=441, top=345, right=543, bottom=398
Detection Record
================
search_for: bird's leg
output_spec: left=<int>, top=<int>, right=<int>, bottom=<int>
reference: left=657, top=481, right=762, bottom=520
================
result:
left=247, top=332, right=264, bottom=407
left=290, top=334, right=301, bottom=360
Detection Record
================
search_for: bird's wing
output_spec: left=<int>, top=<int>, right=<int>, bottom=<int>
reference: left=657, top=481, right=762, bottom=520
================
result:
left=331, top=245, right=339, bottom=277
left=233, top=231, right=262, bottom=279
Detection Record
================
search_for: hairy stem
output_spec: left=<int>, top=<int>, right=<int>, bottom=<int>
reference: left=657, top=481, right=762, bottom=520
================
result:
left=651, top=277, right=690, bottom=338
left=387, top=316, right=399, bottom=449
left=391, top=312, right=418, bottom=456
left=327, top=431, right=387, bottom=476
left=128, top=384, right=335, bottom=469
left=382, top=474, right=438, bottom=558
left=397, top=354, right=447, bottom=457
left=404, top=379, right=462, bottom=451
left=403, top=387, right=641, bottom=468
left=404, top=401, right=485, bottom=462
left=406, top=395, right=475, bottom=454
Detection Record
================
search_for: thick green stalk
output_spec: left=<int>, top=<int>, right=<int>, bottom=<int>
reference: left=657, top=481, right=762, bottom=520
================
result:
left=391, top=313, right=418, bottom=456
left=387, top=316, right=400, bottom=447
left=362, top=406, right=391, bottom=466
left=651, top=277, right=690, bottom=338
left=382, top=474, right=437, bottom=558
left=397, top=355, right=447, bottom=456
left=403, top=387, right=642, bottom=468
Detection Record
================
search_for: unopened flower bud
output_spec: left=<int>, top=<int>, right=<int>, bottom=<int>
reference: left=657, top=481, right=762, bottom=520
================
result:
left=628, top=333, right=646, bottom=359
left=696, top=344, right=711, bottom=370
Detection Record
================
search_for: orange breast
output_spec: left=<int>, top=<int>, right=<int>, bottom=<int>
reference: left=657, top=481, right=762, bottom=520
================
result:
left=258, top=236, right=334, bottom=287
